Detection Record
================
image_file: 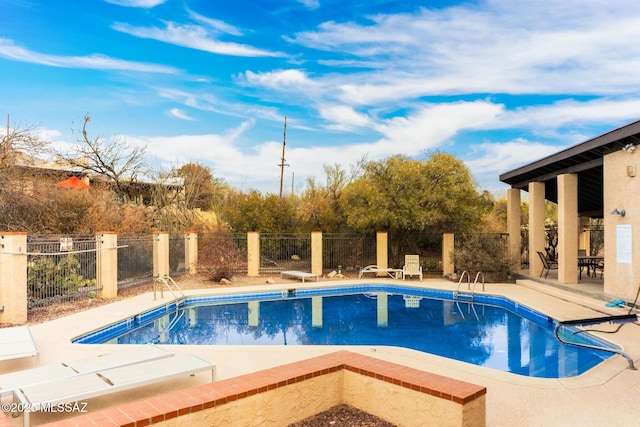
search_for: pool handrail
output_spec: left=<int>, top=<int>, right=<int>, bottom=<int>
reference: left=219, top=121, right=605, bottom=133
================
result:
left=554, top=314, right=638, bottom=370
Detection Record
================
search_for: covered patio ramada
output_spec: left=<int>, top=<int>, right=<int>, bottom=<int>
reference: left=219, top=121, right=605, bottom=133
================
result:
left=500, top=119, right=640, bottom=302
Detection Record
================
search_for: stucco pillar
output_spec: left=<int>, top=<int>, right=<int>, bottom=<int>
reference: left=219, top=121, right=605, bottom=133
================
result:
left=603, top=149, right=639, bottom=298
left=153, top=232, right=170, bottom=278
left=529, top=182, right=546, bottom=278
left=0, top=232, right=28, bottom=324
left=557, top=174, right=579, bottom=284
left=507, top=188, right=522, bottom=272
left=97, top=232, right=118, bottom=298
left=376, top=232, right=388, bottom=274
left=442, top=233, right=455, bottom=276
left=311, top=231, right=323, bottom=276
left=247, top=232, right=260, bottom=277
left=184, top=232, right=198, bottom=274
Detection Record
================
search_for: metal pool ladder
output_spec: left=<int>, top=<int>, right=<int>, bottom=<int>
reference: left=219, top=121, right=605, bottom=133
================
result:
left=154, top=274, right=186, bottom=304
left=454, top=271, right=485, bottom=300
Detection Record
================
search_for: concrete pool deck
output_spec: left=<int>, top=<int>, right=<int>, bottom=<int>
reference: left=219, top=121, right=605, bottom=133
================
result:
left=2, top=278, right=640, bottom=426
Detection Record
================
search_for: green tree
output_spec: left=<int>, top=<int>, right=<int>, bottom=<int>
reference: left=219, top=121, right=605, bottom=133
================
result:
left=340, top=153, right=491, bottom=253
left=220, top=191, right=298, bottom=233
left=176, top=162, right=226, bottom=211
left=298, top=163, right=356, bottom=232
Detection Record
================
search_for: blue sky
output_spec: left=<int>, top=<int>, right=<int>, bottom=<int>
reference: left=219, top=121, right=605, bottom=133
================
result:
left=2, top=0, right=640, bottom=196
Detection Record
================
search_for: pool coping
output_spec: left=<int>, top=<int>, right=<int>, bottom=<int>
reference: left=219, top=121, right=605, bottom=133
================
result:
left=6, top=277, right=640, bottom=426
left=71, top=282, right=624, bottom=378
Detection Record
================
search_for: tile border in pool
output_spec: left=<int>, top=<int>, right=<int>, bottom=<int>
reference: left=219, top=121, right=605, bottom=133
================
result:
left=72, top=283, right=616, bottom=358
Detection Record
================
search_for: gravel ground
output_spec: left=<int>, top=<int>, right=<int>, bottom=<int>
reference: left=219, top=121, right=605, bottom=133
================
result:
left=288, top=404, right=397, bottom=427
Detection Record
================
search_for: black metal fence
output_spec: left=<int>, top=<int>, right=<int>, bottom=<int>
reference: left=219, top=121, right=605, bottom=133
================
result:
left=24, top=231, right=449, bottom=308
left=322, top=233, right=376, bottom=273
left=198, top=232, right=248, bottom=276
left=259, top=233, right=311, bottom=274
left=453, top=233, right=510, bottom=279
left=117, top=234, right=154, bottom=288
left=169, top=233, right=186, bottom=275
left=26, top=234, right=99, bottom=307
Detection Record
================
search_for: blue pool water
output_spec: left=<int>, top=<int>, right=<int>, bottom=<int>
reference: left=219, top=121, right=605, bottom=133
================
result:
left=74, top=285, right=615, bottom=378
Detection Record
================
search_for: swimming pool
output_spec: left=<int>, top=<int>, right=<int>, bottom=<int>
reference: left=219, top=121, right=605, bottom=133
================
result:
left=73, top=285, right=616, bottom=378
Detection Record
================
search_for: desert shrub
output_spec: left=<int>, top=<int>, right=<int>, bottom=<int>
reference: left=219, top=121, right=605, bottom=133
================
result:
left=453, top=233, right=516, bottom=282
left=27, top=253, right=96, bottom=301
left=197, top=234, right=246, bottom=281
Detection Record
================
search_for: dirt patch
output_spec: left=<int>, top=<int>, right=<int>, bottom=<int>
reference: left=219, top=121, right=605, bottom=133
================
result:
left=288, top=404, right=396, bottom=427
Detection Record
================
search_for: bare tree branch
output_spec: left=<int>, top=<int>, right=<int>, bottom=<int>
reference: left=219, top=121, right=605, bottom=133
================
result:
left=60, top=114, right=148, bottom=199
left=0, top=116, right=51, bottom=169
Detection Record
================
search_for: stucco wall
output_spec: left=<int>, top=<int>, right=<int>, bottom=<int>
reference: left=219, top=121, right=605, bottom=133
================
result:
left=603, top=150, right=640, bottom=299
left=152, top=365, right=485, bottom=427
left=159, top=372, right=344, bottom=427
left=343, top=370, right=486, bottom=427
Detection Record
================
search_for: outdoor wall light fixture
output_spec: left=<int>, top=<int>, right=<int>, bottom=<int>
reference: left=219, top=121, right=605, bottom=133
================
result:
left=622, top=143, right=636, bottom=153
left=611, top=208, right=626, bottom=217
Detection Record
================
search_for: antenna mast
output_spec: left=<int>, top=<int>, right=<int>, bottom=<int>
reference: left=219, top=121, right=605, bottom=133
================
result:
left=278, top=116, right=289, bottom=198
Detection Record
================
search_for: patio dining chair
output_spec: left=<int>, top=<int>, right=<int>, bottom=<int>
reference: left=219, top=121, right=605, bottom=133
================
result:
left=593, top=259, right=604, bottom=279
left=537, top=251, right=558, bottom=279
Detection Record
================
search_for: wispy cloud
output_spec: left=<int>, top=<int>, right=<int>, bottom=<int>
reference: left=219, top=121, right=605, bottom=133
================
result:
left=168, top=108, right=195, bottom=121
left=296, top=0, right=320, bottom=9
left=105, top=0, right=166, bottom=8
left=283, top=2, right=640, bottom=101
left=112, top=21, right=285, bottom=57
left=0, top=38, right=179, bottom=73
left=242, top=69, right=316, bottom=90
left=187, top=9, right=243, bottom=36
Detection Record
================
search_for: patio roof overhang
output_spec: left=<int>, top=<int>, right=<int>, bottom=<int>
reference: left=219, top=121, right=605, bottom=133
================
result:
left=499, top=119, right=640, bottom=218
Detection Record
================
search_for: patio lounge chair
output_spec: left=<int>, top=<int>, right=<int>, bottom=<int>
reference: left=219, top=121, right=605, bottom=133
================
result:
left=0, top=326, right=38, bottom=366
left=537, top=251, right=558, bottom=279
left=14, top=353, right=215, bottom=427
left=0, top=345, right=173, bottom=401
left=281, top=271, right=319, bottom=282
left=358, top=265, right=402, bottom=279
left=402, top=255, right=423, bottom=281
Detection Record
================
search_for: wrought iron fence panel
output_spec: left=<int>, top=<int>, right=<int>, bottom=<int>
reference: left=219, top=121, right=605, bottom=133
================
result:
left=26, top=234, right=99, bottom=308
left=259, top=233, right=310, bottom=274
left=169, top=233, right=186, bottom=276
left=454, top=233, right=510, bottom=277
left=198, top=232, right=248, bottom=276
left=322, top=233, right=376, bottom=273
left=117, top=234, right=154, bottom=288
left=388, top=233, right=444, bottom=277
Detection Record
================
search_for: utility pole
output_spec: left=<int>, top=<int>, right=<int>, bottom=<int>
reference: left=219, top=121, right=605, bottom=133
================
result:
left=278, top=116, right=289, bottom=198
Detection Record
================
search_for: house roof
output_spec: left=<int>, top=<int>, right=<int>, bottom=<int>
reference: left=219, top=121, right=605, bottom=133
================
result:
left=499, top=119, right=640, bottom=218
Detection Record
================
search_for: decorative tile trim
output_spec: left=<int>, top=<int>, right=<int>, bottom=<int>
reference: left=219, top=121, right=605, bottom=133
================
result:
left=39, top=350, right=486, bottom=426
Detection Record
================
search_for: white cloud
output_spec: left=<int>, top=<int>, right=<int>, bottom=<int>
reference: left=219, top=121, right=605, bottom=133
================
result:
left=112, top=22, right=284, bottom=57
left=374, top=101, right=503, bottom=154
left=187, top=9, right=243, bottom=36
left=285, top=2, right=640, bottom=103
left=105, top=0, right=165, bottom=7
left=318, top=105, right=372, bottom=131
left=493, top=98, right=640, bottom=132
left=168, top=108, right=195, bottom=121
left=296, top=0, right=320, bottom=9
left=0, top=38, right=179, bottom=73
left=242, top=69, right=316, bottom=90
